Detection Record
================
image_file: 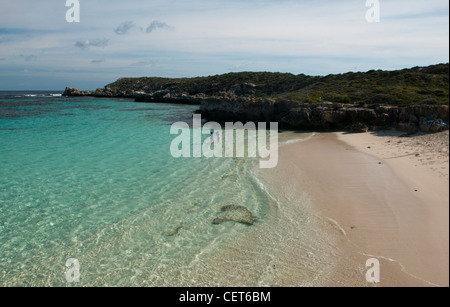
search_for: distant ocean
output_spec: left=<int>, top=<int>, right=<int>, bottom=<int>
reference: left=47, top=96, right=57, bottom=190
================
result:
left=0, top=91, right=334, bottom=286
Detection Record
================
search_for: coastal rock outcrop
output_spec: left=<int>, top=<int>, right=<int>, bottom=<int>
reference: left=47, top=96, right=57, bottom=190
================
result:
left=63, top=64, right=449, bottom=133
left=199, top=99, right=449, bottom=133
left=64, top=86, right=204, bottom=105
left=212, top=205, right=255, bottom=226
left=63, top=84, right=449, bottom=133
left=63, top=87, right=94, bottom=97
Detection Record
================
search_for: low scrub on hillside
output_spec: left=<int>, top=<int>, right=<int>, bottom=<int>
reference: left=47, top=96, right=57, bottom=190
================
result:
left=106, top=63, right=449, bottom=106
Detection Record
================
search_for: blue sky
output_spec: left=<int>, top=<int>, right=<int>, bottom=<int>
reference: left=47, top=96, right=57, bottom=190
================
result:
left=0, top=0, right=448, bottom=90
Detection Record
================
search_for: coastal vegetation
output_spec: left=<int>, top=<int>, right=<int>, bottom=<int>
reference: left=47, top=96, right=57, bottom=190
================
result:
left=101, top=63, right=449, bottom=106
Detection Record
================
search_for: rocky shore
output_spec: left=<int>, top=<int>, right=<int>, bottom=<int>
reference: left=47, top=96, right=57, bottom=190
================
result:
left=63, top=86, right=206, bottom=105
left=63, top=63, right=449, bottom=133
left=199, top=96, right=449, bottom=133
left=63, top=86, right=449, bottom=133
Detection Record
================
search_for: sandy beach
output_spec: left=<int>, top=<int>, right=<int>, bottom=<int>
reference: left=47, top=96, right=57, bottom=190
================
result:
left=263, top=130, right=449, bottom=287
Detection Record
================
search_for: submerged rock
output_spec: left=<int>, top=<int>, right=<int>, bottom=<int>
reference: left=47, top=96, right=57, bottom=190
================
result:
left=213, top=205, right=255, bottom=226
left=162, top=224, right=183, bottom=237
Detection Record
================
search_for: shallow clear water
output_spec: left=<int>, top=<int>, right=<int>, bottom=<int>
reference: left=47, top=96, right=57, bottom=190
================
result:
left=0, top=92, right=274, bottom=286
left=0, top=92, right=335, bottom=287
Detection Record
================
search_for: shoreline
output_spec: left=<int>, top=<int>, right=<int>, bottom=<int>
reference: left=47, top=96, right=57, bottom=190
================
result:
left=262, top=130, right=449, bottom=287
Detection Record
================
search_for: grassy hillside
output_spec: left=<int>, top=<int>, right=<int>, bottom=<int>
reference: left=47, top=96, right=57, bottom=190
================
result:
left=106, top=63, right=449, bottom=106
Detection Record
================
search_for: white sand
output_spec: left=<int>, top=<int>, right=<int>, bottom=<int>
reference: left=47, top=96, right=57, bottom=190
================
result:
left=266, top=130, right=449, bottom=287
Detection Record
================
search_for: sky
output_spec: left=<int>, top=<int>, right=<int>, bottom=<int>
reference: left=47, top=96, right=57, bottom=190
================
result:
left=0, top=0, right=448, bottom=90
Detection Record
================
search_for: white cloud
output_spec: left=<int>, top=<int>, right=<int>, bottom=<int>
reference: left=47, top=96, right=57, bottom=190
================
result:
left=75, top=39, right=109, bottom=50
left=20, top=54, right=38, bottom=62
left=228, top=63, right=252, bottom=71
left=91, top=59, right=106, bottom=64
left=130, top=61, right=154, bottom=67
left=114, top=21, right=136, bottom=35
left=145, top=21, right=173, bottom=33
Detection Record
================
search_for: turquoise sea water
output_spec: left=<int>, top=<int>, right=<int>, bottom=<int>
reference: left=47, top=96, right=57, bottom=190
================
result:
left=0, top=92, right=335, bottom=286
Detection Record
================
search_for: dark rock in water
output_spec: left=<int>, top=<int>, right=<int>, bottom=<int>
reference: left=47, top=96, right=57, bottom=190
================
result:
left=213, top=205, right=255, bottom=226
left=162, top=224, right=183, bottom=237
left=63, top=87, right=94, bottom=97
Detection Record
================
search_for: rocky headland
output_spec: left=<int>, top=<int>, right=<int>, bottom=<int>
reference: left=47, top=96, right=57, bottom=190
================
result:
left=63, top=63, right=449, bottom=133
